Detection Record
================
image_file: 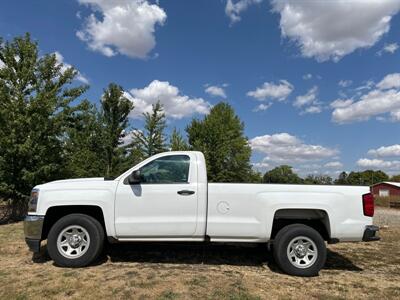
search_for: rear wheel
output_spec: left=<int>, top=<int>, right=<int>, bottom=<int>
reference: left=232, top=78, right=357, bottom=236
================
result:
left=273, top=224, right=326, bottom=276
left=47, top=214, right=104, bottom=267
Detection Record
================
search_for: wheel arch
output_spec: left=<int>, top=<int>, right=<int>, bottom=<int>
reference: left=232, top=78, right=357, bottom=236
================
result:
left=270, top=208, right=331, bottom=241
left=41, top=205, right=106, bottom=240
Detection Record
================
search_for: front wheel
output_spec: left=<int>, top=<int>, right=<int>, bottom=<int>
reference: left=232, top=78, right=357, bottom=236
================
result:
left=47, top=214, right=104, bottom=267
left=273, top=224, right=326, bottom=277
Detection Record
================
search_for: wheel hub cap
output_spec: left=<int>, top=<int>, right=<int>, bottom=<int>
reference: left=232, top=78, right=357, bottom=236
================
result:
left=57, top=225, right=90, bottom=259
left=287, top=236, right=318, bottom=269
left=294, top=244, right=307, bottom=257
left=69, top=234, right=82, bottom=248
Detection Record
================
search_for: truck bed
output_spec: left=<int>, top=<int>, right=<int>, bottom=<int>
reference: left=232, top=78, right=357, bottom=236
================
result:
left=206, top=183, right=370, bottom=242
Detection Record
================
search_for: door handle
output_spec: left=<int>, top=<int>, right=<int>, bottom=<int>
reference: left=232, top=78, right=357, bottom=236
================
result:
left=177, top=190, right=195, bottom=195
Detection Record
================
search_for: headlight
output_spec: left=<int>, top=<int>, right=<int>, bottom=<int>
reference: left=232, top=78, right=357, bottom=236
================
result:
left=28, top=189, right=39, bottom=213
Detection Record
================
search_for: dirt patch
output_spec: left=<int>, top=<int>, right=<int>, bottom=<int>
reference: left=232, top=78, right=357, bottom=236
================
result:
left=1, top=211, right=399, bottom=299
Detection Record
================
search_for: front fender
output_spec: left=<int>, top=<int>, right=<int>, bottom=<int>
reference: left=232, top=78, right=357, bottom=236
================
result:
left=35, top=188, right=116, bottom=237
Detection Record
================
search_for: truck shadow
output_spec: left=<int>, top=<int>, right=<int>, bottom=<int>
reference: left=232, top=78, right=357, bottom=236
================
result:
left=105, top=242, right=363, bottom=272
left=31, top=243, right=363, bottom=272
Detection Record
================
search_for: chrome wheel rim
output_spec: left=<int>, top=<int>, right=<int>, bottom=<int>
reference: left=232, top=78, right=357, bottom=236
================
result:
left=57, top=225, right=90, bottom=259
left=287, top=236, right=318, bottom=269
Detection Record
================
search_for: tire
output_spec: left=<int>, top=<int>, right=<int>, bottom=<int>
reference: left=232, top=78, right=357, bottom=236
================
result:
left=47, top=214, right=104, bottom=267
left=273, top=224, right=326, bottom=277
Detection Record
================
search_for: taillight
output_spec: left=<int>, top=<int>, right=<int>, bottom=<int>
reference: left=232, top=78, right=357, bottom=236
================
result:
left=362, top=193, right=374, bottom=217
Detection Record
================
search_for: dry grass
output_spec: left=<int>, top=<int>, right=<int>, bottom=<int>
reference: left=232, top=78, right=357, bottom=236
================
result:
left=374, top=207, right=400, bottom=227
left=0, top=209, right=399, bottom=300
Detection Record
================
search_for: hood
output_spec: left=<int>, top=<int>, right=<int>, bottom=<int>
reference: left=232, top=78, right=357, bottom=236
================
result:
left=34, top=177, right=115, bottom=191
left=47, top=177, right=107, bottom=184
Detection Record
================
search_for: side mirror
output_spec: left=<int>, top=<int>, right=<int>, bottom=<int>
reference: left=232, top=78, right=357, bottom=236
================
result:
left=128, top=170, right=141, bottom=184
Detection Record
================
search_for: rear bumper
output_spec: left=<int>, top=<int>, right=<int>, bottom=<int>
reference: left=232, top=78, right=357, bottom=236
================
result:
left=362, top=225, right=380, bottom=242
left=23, top=215, right=44, bottom=252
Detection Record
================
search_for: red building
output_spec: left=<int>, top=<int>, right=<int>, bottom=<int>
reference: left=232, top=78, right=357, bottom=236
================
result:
left=371, top=182, right=400, bottom=197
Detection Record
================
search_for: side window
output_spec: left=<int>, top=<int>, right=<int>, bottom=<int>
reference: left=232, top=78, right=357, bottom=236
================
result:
left=139, top=155, right=190, bottom=184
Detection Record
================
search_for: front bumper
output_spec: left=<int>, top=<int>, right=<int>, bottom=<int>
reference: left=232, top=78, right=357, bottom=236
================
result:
left=23, top=215, right=44, bottom=252
left=362, top=225, right=380, bottom=242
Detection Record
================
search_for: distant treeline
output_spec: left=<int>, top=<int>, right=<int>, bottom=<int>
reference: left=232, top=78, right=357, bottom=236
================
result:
left=262, top=165, right=394, bottom=186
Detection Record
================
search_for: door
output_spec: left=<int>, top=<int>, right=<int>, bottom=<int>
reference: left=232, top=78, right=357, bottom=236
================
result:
left=114, top=154, right=198, bottom=237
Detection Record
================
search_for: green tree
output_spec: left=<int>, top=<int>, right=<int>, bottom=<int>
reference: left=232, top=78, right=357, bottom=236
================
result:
left=186, top=102, right=252, bottom=182
left=334, top=171, right=348, bottom=185
left=100, top=83, right=133, bottom=177
left=133, top=101, right=167, bottom=158
left=248, top=170, right=263, bottom=183
left=263, top=165, right=303, bottom=184
left=169, top=127, right=189, bottom=151
left=304, top=174, right=333, bottom=185
left=346, top=170, right=389, bottom=186
left=120, top=138, right=144, bottom=172
left=390, top=174, right=400, bottom=182
left=64, top=101, right=106, bottom=178
left=0, top=34, right=87, bottom=218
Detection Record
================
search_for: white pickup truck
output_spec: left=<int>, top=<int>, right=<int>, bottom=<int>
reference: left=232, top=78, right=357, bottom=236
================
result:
left=24, top=151, right=379, bottom=276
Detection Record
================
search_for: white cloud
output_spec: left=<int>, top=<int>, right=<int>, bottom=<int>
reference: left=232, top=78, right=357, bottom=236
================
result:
left=54, top=51, right=89, bottom=84
left=355, top=80, right=375, bottom=92
left=295, top=165, right=343, bottom=177
left=389, top=110, right=400, bottom=121
left=126, top=80, right=211, bottom=119
left=338, top=80, right=352, bottom=88
left=250, top=133, right=338, bottom=164
left=294, top=86, right=318, bottom=108
left=324, top=161, right=343, bottom=169
left=253, top=103, right=271, bottom=112
left=272, top=0, right=400, bottom=62
left=377, top=42, right=399, bottom=55
left=252, top=162, right=270, bottom=170
left=205, top=85, right=227, bottom=98
left=294, top=86, right=322, bottom=115
left=333, top=89, right=400, bottom=123
left=368, top=144, right=400, bottom=157
left=357, top=158, right=400, bottom=170
left=384, top=42, right=399, bottom=53
left=247, top=80, right=293, bottom=101
left=330, top=99, right=354, bottom=109
left=225, top=0, right=262, bottom=24
left=302, top=106, right=322, bottom=115
left=120, top=129, right=141, bottom=146
left=357, top=144, right=400, bottom=172
left=376, top=73, right=400, bottom=90
left=303, top=73, right=312, bottom=80
left=0, top=59, right=4, bottom=69
left=76, top=0, right=166, bottom=59
left=332, top=73, right=400, bottom=123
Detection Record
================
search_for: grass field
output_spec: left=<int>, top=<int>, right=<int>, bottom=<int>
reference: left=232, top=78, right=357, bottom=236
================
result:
left=0, top=208, right=399, bottom=300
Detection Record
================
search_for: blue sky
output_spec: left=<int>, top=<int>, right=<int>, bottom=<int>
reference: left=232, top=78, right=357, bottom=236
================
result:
left=1, top=0, right=400, bottom=177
